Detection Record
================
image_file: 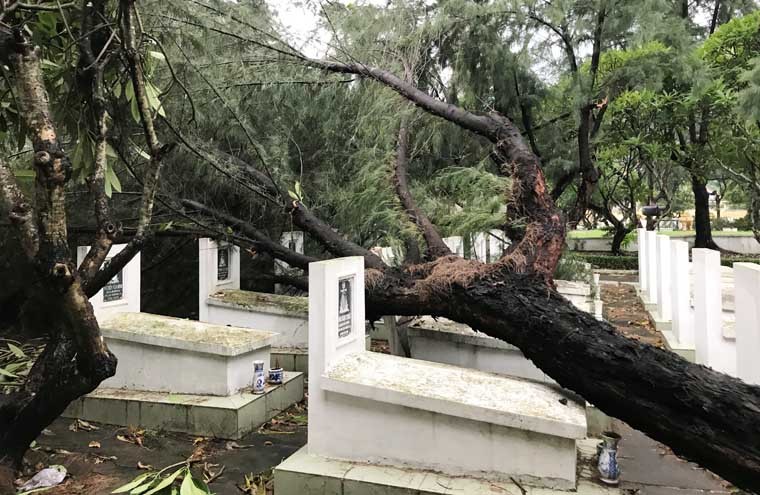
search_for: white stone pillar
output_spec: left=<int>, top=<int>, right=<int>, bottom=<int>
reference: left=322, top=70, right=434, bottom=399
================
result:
left=198, top=238, right=240, bottom=322
left=735, top=263, right=760, bottom=385
left=646, top=231, right=658, bottom=304
left=638, top=228, right=648, bottom=293
left=443, top=236, right=464, bottom=257
left=693, top=249, right=733, bottom=374
left=656, top=235, right=672, bottom=322
left=472, top=233, right=488, bottom=261
left=670, top=240, right=692, bottom=347
left=77, top=244, right=140, bottom=319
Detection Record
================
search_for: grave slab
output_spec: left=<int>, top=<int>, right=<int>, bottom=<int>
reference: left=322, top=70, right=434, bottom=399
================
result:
left=275, top=441, right=619, bottom=495
left=303, top=256, right=588, bottom=490
left=63, top=371, right=304, bottom=439
left=99, top=312, right=275, bottom=396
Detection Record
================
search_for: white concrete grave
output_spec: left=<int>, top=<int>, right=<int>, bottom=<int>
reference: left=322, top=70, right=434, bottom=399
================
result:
left=301, top=257, right=587, bottom=491
left=735, top=263, right=760, bottom=385
left=100, top=312, right=274, bottom=395
left=70, top=242, right=305, bottom=438
left=76, top=244, right=140, bottom=318
left=198, top=238, right=310, bottom=359
left=406, top=316, right=552, bottom=383
left=693, top=249, right=736, bottom=375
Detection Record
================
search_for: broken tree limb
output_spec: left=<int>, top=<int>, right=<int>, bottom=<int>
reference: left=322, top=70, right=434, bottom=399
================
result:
left=392, top=116, right=451, bottom=260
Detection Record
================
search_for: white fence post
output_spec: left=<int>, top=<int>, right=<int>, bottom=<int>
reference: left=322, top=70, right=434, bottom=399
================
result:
left=638, top=228, right=648, bottom=293
left=646, top=231, right=659, bottom=304
left=693, top=249, right=732, bottom=373
left=670, top=240, right=692, bottom=347
left=735, top=263, right=760, bottom=385
left=656, top=235, right=672, bottom=322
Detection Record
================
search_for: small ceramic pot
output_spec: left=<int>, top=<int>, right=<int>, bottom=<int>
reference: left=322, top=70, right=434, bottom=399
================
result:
left=268, top=367, right=283, bottom=385
left=252, top=360, right=266, bottom=394
left=598, top=431, right=621, bottom=485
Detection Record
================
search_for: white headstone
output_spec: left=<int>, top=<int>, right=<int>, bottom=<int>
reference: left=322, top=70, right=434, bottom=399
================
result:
left=198, top=238, right=240, bottom=322
left=656, top=235, right=672, bottom=322
left=646, top=231, right=659, bottom=304
left=275, top=231, right=305, bottom=293
left=472, top=233, right=488, bottom=261
left=308, top=256, right=366, bottom=455
left=734, top=263, right=760, bottom=385
left=693, top=249, right=734, bottom=374
left=488, top=230, right=509, bottom=262
left=443, top=236, right=464, bottom=257
left=638, top=228, right=648, bottom=293
left=670, top=240, right=692, bottom=346
left=77, top=244, right=140, bottom=318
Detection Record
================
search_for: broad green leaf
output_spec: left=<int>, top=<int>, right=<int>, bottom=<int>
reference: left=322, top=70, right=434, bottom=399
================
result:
left=111, top=473, right=153, bottom=493
left=8, top=343, right=25, bottom=358
left=106, top=164, right=122, bottom=195
left=0, top=367, right=17, bottom=378
left=130, top=97, right=141, bottom=124
left=143, top=468, right=183, bottom=495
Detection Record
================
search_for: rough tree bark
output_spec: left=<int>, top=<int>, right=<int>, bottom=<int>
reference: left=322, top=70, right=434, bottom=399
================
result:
left=692, top=173, right=721, bottom=249
left=0, top=33, right=116, bottom=493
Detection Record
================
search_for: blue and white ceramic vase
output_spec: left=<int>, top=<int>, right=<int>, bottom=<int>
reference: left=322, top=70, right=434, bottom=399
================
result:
left=253, top=360, right=266, bottom=394
left=598, top=431, right=621, bottom=485
left=268, top=367, right=283, bottom=385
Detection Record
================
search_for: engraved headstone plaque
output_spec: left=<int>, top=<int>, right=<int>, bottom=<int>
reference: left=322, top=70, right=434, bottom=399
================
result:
left=337, top=276, right=353, bottom=338
left=217, top=246, right=230, bottom=281
left=103, top=268, right=124, bottom=302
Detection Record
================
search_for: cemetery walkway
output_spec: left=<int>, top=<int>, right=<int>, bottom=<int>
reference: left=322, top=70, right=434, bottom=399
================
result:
left=600, top=277, right=732, bottom=495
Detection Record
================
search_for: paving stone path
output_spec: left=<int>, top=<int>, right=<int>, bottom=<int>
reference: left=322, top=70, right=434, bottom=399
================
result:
left=599, top=274, right=733, bottom=495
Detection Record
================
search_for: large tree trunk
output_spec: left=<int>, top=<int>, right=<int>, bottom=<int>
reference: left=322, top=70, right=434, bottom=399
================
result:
left=365, top=265, right=760, bottom=492
left=610, top=224, right=630, bottom=255
left=0, top=33, right=117, bottom=493
left=691, top=173, right=720, bottom=249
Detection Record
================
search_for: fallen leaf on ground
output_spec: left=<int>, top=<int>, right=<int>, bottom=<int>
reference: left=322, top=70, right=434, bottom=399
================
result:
left=88, top=441, right=101, bottom=449
left=69, top=419, right=99, bottom=432
left=137, top=461, right=153, bottom=470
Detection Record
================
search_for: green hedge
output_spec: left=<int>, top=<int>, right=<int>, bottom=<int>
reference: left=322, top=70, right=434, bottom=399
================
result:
left=571, top=252, right=760, bottom=270
left=572, top=253, right=639, bottom=270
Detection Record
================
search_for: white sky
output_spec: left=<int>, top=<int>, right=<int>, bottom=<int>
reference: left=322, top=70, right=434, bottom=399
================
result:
left=269, top=1, right=387, bottom=58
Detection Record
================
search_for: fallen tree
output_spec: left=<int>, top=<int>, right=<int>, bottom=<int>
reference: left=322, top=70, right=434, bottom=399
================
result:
left=181, top=48, right=760, bottom=490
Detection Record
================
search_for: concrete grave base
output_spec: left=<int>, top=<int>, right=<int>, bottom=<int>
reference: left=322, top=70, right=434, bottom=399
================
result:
left=661, top=330, right=696, bottom=362
left=275, top=440, right=619, bottom=495
left=63, top=372, right=304, bottom=439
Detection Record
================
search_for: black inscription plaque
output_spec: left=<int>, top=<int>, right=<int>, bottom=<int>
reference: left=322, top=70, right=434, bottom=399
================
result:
left=217, top=247, right=230, bottom=281
left=103, top=269, right=124, bottom=302
left=337, top=276, right=353, bottom=338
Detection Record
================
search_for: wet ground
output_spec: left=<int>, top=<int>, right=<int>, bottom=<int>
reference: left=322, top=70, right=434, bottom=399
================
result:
left=21, top=402, right=308, bottom=494
left=599, top=272, right=731, bottom=495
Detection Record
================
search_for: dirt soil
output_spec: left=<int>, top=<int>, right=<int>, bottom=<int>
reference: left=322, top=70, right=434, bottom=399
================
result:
left=18, top=401, right=308, bottom=495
